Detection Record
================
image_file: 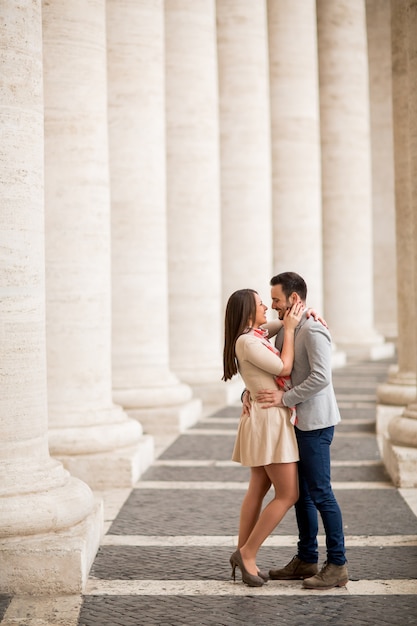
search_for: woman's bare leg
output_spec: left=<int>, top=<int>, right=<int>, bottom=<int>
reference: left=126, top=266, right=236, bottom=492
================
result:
left=239, top=462, right=299, bottom=575
left=238, top=466, right=271, bottom=548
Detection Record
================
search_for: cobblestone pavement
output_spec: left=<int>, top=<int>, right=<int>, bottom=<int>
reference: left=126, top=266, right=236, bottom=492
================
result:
left=1, top=358, right=417, bottom=625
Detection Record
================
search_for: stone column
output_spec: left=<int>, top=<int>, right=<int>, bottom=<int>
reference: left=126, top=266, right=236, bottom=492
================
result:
left=366, top=0, right=397, bottom=341
left=165, top=0, right=229, bottom=404
left=317, top=0, right=393, bottom=359
left=0, top=0, right=101, bottom=593
left=106, top=0, right=201, bottom=444
left=267, top=0, right=323, bottom=310
left=217, top=0, right=273, bottom=306
left=43, top=0, right=148, bottom=488
left=376, top=0, right=416, bottom=440
left=381, top=0, right=417, bottom=487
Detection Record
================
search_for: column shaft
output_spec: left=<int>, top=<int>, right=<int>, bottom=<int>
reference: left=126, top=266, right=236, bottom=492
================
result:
left=366, top=0, right=397, bottom=341
left=382, top=0, right=417, bottom=487
left=390, top=0, right=416, bottom=379
left=217, top=0, right=273, bottom=304
left=376, top=0, right=416, bottom=426
left=0, top=0, right=101, bottom=593
left=267, top=0, right=323, bottom=309
left=43, top=0, right=148, bottom=487
left=165, top=0, right=225, bottom=402
left=107, top=0, right=200, bottom=442
left=317, top=0, right=393, bottom=358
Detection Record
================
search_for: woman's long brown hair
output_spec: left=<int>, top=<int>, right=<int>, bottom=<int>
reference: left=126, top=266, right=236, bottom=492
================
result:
left=222, top=289, right=257, bottom=381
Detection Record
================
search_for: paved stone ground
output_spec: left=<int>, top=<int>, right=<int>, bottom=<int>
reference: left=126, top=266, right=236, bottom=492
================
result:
left=1, top=358, right=417, bottom=625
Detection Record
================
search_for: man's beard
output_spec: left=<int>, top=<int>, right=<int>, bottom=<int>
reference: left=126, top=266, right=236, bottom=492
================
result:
left=278, top=304, right=291, bottom=320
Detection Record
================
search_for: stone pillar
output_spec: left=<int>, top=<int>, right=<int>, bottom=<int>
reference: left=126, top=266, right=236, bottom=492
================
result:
left=317, top=0, right=394, bottom=359
left=366, top=0, right=397, bottom=341
left=381, top=0, right=417, bottom=487
left=376, top=0, right=416, bottom=440
left=267, top=0, right=323, bottom=310
left=106, top=0, right=201, bottom=444
left=165, top=1, right=229, bottom=404
left=0, top=0, right=101, bottom=593
left=43, top=0, right=147, bottom=488
left=217, top=0, right=272, bottom=307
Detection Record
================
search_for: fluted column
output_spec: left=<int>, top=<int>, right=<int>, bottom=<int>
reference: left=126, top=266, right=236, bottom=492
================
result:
left=0, top=0, right=101, bottom=593
left=217, top=0, right=272, bottom=305
left=107, top=0, right=200, bottom=443
left=43, top=0, right=147, bottom=487
left=381, top=0, right=417, bottom=487
left=267, top=0, right=322, bottom=310
left=376, top=0, right=416, bottom=440
left=366, top=0, right=397, bottom=341
left=165, top=0, right=228, bottom=403
left=317, top=0, right=393, bottom=359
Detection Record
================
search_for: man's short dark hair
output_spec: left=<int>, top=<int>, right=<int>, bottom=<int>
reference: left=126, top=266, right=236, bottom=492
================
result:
left=270, top=272, right=307, bottom=301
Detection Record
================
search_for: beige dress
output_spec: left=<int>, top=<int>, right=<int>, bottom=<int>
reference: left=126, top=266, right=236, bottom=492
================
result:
left=232, top=328, right=299, bottom=467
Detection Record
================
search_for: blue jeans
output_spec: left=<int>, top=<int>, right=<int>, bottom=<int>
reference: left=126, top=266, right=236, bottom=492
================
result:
left=295, top=426, right=346, bottom=566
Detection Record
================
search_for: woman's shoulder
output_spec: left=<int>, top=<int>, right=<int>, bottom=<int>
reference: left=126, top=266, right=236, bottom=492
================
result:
left=236, top=332, right=251, bottom=342
left=236, top=331, right=259, bottom=345
left=236, top=332, right=258, bottom=351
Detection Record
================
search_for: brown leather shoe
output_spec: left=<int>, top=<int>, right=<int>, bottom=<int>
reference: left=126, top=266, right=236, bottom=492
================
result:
left=303, top=561, right=349, bottom=589
left=269, top=555, right=318, bottom=580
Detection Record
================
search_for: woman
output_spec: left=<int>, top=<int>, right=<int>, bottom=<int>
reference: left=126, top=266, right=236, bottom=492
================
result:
left=222, top=288, right=303, bottom=587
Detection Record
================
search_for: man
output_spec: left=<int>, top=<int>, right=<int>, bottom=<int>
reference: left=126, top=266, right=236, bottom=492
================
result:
left=255, top=271, right=348, bottom=590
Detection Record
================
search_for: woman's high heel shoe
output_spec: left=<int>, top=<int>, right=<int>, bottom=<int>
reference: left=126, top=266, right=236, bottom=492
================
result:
left=230, top=549, right=264, bottom=587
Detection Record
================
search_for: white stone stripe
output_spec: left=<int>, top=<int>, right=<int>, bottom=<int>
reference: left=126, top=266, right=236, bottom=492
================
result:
left=333, top=381, right=383, bottom=388
left=331, top=460, right=382, bottom=466
left=133, top=481, right=394, bottom=490
left=101, top=534, right=417, bottom=547
left=180, top=429, right=242, bottom=435
left=337, top=403, right=376, bottom=409
left=85, top=579, right=417, bottom=596
left=199, top=418, right=239, bottom=424
left=333, top=394, right=376, bottom=401
left=181, top=429, right=240, bottom=435
left=154, top=459, right=238, bottom=467
left=153, top=459, right=383, bottom=467
left=182, top=429, right=376, bottom=438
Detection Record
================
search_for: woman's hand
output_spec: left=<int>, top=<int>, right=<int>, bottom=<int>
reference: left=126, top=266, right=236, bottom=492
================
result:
left=306, top=308, right=328, bottom=328
left=283, top=301, right=304, bottom=330
left=241, top=389, right=251, bottom=416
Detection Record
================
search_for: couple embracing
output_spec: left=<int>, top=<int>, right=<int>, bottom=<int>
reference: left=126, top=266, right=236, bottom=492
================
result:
left=222, top=271, right=348, bottom=590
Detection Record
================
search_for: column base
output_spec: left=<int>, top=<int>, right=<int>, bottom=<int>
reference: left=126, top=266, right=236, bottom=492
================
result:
left=376, top=404, right=406, bottom=444
left=377, top=382, right=417, bottom=406
left=54, top=437, right=154, bottom=489
left=376, top=375, right=416, bottom=447
left=48, top=405, right=144, bottom=455
left=127, top=398, right=202, bottom=457
left=0, top=499, right=103, bottom=594
left=382, top=437, right=417, bottom=488
left=191, top=377, right=243, bottom=405
left=113, top=380, right=193, bottom=409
